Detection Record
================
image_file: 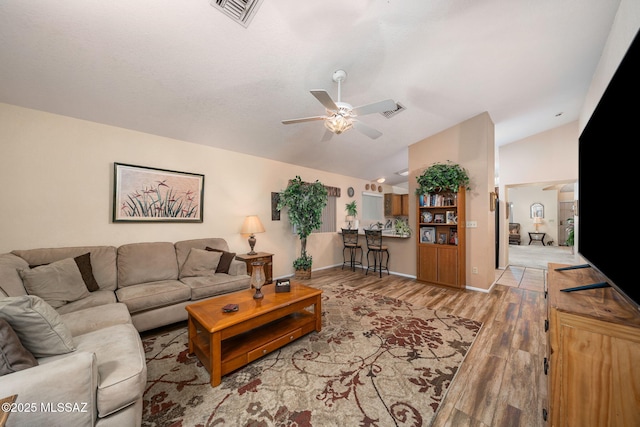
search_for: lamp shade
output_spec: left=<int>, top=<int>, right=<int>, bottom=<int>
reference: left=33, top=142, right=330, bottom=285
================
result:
left=533, top=217, right=543, bottom=225
left=324, top=114, right=353, bottom=135
left=241, top=215, right=265, bottom=235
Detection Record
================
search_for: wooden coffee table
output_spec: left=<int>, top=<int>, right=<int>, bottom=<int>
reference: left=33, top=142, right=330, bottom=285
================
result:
left=186, top=281, right=322, bottom=386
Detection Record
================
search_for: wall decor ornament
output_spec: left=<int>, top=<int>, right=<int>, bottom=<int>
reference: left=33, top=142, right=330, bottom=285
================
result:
left=113, top=163, right=204, bottom=222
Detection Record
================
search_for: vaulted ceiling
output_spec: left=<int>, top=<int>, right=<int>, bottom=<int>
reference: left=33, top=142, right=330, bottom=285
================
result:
left=0, top=1, right=622, bottom=185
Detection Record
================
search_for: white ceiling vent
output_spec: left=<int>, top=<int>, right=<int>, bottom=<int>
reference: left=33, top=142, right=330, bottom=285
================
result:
left=380, top=102, right=406, bottom=119
left=209, top=0, right=264, bottom=28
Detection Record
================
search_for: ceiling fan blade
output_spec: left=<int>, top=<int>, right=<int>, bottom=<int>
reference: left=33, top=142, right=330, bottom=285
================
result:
left=310, top=90, right=338, bottom=111
left=353, top=120, right=383, bottom=139
left=352, top=99, right=396, bottom=116
left=282, top=116, right=326, bottom=125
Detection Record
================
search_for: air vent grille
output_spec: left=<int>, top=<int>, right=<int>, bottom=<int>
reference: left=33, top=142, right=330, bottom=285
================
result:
left=380, top=102, right=406, bottom=119
left=210, top=0, right=264, bottom=28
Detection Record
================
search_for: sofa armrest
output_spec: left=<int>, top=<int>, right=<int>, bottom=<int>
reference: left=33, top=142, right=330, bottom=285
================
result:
left=227, top=259, right=247, bottom=276
left=0, top=351, right=97, bottom=426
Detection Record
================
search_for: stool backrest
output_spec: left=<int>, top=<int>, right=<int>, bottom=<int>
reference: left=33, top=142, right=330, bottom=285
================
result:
left=364, top=229, right=383, bottom=248
left=341, top=228, right=359, bottom=246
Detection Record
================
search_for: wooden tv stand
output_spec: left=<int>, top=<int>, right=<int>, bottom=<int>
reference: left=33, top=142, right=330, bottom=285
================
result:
left=546, top=263, right=640, bottom=426
left=186, top=282, right=322, bottom=387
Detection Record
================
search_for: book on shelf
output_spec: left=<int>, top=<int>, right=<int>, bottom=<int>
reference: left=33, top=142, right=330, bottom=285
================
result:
left=419, top=193, right=457, bottom=207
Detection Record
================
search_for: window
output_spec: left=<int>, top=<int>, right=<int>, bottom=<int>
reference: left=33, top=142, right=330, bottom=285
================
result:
left=362, top=192, right=384, bottom=221
left=314, top=194, right=336, bottom=233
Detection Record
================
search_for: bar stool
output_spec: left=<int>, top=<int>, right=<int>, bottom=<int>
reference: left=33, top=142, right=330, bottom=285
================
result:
left=364, top=229, right=389, bottom=277
left=341, top=228, right=363, bottom=271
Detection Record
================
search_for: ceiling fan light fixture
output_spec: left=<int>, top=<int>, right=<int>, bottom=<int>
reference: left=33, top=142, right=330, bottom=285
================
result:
left=324, top=113, right=352, bottom=135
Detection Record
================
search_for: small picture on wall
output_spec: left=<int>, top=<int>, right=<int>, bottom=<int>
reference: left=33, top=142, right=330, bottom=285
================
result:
left=271, top=192, right=281, bottom=221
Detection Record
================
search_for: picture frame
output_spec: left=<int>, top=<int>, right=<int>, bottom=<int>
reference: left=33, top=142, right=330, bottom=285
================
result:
left=420, top=227, right=436, bottom=244
left=434, top=213, right=445, bottom=224
left=449, top=227, right=458, bottom=245
left=446, top=211, right=456, bottom=224
left=438, top=233, right=447, bottom=244
left=421, top=211, right=433, bottom=223
left=113, top=163, right=204, bottom=222
left=271, top=192, right=281, bottom=221
left=530, top=202, right=544, bottom=218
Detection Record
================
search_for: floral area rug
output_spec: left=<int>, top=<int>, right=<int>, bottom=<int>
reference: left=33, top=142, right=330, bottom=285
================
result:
left=142, top=283, right=482, bottom=427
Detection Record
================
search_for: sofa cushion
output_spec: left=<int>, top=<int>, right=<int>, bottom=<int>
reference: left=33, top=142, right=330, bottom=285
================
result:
left=55, top=290, right=118, bottom=315
left=73, top=323, right=146, bottom=418
left=0, top=295, right=76, bottom=357
left=117, top=242, right=179, bottom=287
left=61, top=303, right=132, bottom=337
left=174, top=238, right=230, bottom=269
left=181, top=274, right=251, bottom=300
left=19, top=257, right=91, bottom=308
left=0, top=318, right=38, bottom=376
left=0, top=253, right=29, bottom=296
left=116, top=280, right=190, bottom=314
left=179, top=248, right=222, bottom=279
left=12, top=246, right=118, bottom=291
left=205, top=247, right=236, bottom=274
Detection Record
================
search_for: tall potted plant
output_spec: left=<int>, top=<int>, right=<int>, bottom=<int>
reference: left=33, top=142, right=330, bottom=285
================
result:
left=415, top=161, right=471, bottom=194
left=345, top=200, right=358, bottom=229
left=277, top=176, right=328, bottom=279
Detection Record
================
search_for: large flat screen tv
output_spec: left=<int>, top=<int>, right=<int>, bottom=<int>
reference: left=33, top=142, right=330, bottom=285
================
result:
left=574, top=28, right=640, bottom=311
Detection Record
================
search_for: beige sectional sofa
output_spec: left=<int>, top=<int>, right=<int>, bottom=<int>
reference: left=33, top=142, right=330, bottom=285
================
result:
left=0, top=237, right=250, bottom=426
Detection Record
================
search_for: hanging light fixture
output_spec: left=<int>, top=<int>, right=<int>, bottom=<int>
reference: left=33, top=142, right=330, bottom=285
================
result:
left=324, top=112, right=353, bottom=134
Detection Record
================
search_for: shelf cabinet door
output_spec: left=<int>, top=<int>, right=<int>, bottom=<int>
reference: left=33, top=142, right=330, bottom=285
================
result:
left=418, top=244, right=458, bottom=286
left=436, top=245, right=458, bottom=286
left=418, top=245, right=438, bottom=282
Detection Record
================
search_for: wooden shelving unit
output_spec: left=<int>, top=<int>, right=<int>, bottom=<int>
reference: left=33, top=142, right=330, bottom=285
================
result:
left=416, top=186, right=465, bottom=288
left=546, top=264, right=640, bottom=426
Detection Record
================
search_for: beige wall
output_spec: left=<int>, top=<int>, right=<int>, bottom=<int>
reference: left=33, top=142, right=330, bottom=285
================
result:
left=409, top=112, right=496, bottom=291
left=497, top=122, right=579, bottom=268
left=1, top=103, right=402, bottom=279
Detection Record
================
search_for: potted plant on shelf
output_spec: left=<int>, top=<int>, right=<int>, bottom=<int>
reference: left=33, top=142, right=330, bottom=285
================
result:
left=345, top=200, right=358, bottom=229
left=415, top=161, right=471, bottom=195
left=277, top=176, right=328, bottom=279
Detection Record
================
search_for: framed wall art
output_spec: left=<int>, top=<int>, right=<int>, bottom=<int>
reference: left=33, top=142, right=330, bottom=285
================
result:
left=113, top=163, right=204, bottom=222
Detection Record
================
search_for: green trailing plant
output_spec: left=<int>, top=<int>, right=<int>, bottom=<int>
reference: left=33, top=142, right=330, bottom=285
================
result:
left=394, top=218, right=412, bottom=237
left=345, top=201, right=358, bottom=217
left=277, top=176, right=328, bottom=272
left=415, top=161, right=470, bottom=194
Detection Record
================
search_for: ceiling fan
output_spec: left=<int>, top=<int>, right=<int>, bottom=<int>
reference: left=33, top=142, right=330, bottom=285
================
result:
left=282, top=70, right=396, bottom=140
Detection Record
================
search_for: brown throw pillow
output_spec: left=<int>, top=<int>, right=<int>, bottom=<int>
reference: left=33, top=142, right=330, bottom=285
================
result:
left=205, top=247, right=236, bottom=274
left=0, top=318, right=39, bottom=376
left=73, top=253, right=100, bottom=292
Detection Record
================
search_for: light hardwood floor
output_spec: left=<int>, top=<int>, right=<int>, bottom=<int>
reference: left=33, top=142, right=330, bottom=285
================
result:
left=303, top=265, right=548, bottom=427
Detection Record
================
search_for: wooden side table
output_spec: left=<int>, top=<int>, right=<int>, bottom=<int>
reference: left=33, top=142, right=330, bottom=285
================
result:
left=235, top=252, right=273, bottom=283
left=528, top=232, right=546, bottom=245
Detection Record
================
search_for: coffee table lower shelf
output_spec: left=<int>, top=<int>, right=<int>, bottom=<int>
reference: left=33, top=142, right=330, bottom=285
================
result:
left=190, top=310, right=317, bottom=386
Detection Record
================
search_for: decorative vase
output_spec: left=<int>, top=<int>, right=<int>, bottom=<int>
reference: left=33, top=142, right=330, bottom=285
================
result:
left=250, top=261, right=266, bottom=299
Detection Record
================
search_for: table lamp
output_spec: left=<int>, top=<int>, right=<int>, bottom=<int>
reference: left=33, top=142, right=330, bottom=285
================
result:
left=533, top=216, right=543, bottom=231
left=241, top=215, right=265, bottom=255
